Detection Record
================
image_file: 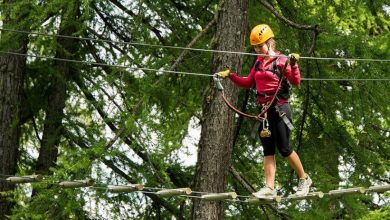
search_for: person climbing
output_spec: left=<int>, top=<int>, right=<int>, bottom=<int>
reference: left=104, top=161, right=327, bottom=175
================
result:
left=217, top=24, right=312, bottom=198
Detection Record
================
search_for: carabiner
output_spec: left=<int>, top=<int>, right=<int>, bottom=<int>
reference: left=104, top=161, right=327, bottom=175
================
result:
left=213, top=74, right=224, bottom=91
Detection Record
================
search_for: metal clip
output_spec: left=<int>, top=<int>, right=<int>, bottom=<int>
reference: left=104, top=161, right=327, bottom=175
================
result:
left=213, top=74, right=224, bottom=91
left=260, top=119, right=271, bottom=138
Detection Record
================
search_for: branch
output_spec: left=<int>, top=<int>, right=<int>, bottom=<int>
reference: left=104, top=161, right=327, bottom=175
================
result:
left=126, top=17, right=217, bottom=114
left=308, top=28, right=319, bottom=55
left=65, top=130, right=183, bottom=219
left=74, top=77, right=166, bottom=183
left=259, top=0, right=321, bottom=32
left=229, top=165, right=290, bottom=219
left=92, top=3, right=131, bottom=42
left=170, top=17, right=216, bottom=71
left=108, top=0, right=166, bottom=44
left=229, top=165, right=256, bottom=192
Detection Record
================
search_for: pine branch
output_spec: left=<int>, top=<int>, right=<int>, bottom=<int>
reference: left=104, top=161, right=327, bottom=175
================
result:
left=65, top=130, right=184, bottom=219
left=108, top=0, right=166, bottom=45
left=229, top=165, right=290, bottom=219
left=258, top=0, right=321, bottom=31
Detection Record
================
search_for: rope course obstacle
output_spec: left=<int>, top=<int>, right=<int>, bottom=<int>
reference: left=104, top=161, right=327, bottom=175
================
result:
left=2, top=175, right=389, bottom=204
left=0, top=26, right=388, bottom=212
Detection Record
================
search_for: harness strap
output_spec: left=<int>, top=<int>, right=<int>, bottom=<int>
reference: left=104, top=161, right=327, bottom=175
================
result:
left=214, top=54, right=292, bottom=121
left=255, top=91, right=275, bottom=98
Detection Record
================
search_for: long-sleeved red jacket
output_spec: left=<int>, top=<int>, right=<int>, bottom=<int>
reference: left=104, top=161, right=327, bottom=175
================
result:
left=229, top=53, right=301, bottom=104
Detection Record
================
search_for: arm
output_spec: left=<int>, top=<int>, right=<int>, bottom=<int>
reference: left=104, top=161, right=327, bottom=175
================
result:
left=285, top=64, right=301, bottom=85
left=229, top=67, right=256, bottom=89
left=278, top=56, right=301, bottom=86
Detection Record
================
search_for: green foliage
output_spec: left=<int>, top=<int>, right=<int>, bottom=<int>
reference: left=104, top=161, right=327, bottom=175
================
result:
left=360, top=202, right=390, bottom=220
left=2, top=0, right=388, bottom=219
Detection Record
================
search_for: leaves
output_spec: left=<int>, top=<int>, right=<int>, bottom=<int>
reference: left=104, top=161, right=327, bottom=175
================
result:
left=1, top=0, right=388, bottom=219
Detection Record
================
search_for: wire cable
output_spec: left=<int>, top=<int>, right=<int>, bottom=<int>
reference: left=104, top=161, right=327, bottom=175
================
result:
left=0, top=50, right=211, bottom=77
left=1, top=27, right=390, bottom=62
left=1, top=50, right=389, bottom=81
left=1, top=174, right=389, bottom=203
left=301, top=78, right=390, bottom=81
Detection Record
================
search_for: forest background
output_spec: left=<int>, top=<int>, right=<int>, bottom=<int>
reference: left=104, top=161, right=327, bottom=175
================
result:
left=0, top=0, right=389, bottom=219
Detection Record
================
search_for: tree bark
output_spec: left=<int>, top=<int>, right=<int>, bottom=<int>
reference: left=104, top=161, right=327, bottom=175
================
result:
left=35, top=1, right=80, bottom=175
left=192, top=0, right=248, bottom=219
left=0, top=1, right=28, bottom=217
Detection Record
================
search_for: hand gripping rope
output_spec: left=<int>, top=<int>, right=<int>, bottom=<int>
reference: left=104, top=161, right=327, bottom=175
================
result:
left=213, top=54, right=293, bottom=122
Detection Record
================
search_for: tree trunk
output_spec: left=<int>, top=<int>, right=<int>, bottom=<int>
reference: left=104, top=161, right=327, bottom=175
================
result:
left=0, top=1, right=28, bottom=217
left=35, top=2, right=80, bottom=175
left=192, top=0, right=248, bottom=219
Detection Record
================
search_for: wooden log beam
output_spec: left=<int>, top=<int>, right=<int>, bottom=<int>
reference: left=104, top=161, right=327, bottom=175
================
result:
left=59, top=179, right=95, bottom=188
left=156, top=188, right=192, bottom=198
left=246, top=196, right=282, bottom=204
left=6, top=175, right=43, bottom=184
left=367, top=184, right=390, bottom=193
left=327, top=187, right=365, bottom=197
left=108, top=184, right=144, bottom=193
left=285, top=192, right=324, bottom=201
left=201, top=192, right=237, bottom=201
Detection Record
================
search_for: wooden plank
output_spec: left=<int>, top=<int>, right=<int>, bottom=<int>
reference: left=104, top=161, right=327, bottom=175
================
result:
left=156, top=188, right=192, bottom=197
left=286, top=192, right=324, bottom=201
left=328, top=187, right=365, bottom=197
left=108, top=184, right=144, bottom=193
left=246, top=195, right=282, bottom=204
left=201, top=192, right=237, bottom=201
left=367, top=184, right=390, bottom=193
left=59, top=179, right=95, bottom=188
left=6, top=175, right=43, bottom=184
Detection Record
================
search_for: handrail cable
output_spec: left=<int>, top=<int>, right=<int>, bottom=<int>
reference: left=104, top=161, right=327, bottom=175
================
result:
left=1, top=27, right=390, bottom=62
left=0, top=50, right=389, bottom=81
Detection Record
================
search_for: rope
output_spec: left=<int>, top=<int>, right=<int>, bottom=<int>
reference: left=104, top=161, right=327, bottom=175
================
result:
left=0, top=50, right=389, bottom=81
left=1, top=27, right=390, bottom=62
left=220, top=90, right=261, bottom=120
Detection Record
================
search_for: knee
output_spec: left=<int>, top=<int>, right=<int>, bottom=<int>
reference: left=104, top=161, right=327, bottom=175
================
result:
left=280, top=148, right=293, bottom=157
left=263, top=147, right=276, bottom=157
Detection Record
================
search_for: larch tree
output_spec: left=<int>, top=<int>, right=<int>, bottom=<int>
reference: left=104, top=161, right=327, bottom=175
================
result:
left=192, top=0, right=248, bottom=219
left=0, top=0, right=31, bottom=217
left=0, top=0, right=389, bottom=219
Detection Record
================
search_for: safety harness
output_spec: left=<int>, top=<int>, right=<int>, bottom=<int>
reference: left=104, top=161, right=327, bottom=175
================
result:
left=213, top=55, right=294, bottom=136
left=253, top=58, right=291, bottom=101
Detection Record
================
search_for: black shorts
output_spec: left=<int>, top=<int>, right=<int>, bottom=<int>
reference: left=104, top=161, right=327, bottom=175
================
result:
left=258, top=103, right=293, bottom=157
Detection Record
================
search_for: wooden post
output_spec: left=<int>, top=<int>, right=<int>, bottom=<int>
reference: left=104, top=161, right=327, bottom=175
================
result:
left=59, top=179, right=95, bottom=188
left=6, top=175, right=43, bottom=184
left=367, top=184, right=390, bottom=193
left=327, top=187, right=365, bottom=197
left=108, top=184, right=144, bottom=193
left=201, top=192, right=237, bottom=201
left=156, top=188, right=192, bottom=197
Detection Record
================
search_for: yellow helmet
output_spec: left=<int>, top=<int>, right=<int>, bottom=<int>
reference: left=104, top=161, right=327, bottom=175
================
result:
left=250, top=24, right=274, bottom=46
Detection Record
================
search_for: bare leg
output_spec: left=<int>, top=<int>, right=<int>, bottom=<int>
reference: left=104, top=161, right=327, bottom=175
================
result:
left=286, top=151, right=306, bottom=179
left=264, top=155, right=276, bottom=189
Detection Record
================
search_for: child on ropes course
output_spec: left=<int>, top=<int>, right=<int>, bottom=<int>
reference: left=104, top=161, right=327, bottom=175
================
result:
left=217, top=24, right=312, bottom=198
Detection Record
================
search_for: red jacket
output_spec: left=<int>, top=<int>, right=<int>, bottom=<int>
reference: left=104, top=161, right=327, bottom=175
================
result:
left=229, top=53, right=300, bottom=104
